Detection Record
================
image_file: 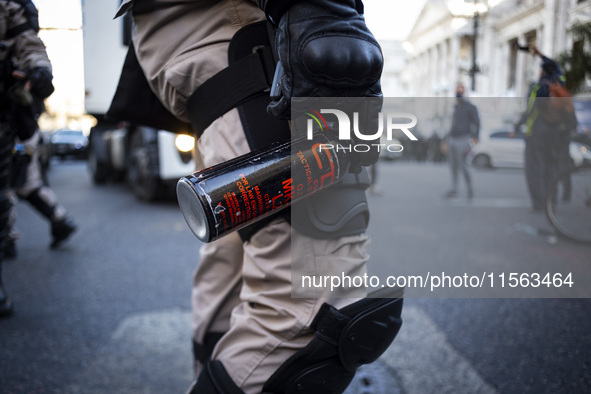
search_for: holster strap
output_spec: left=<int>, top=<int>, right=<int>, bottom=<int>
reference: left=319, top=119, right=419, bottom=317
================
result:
left=187, top=44, right=275, bottom=137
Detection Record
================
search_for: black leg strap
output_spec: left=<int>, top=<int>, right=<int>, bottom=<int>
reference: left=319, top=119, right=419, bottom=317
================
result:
left=189, top=360, right=245, bottom=394
left=193, top=332, right=225, bottom=365
left=187, top=21, right=277, bottom=138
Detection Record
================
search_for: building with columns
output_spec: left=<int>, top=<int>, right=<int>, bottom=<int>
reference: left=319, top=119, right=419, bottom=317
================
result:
left=400, top=0, right=591, bottom=98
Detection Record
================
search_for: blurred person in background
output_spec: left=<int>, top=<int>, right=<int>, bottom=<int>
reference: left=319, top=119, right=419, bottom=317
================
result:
left=4, top=2, right=77, bottom=260
left=444, top=82, right=480, bottom=199
left=513, top=44, right=576, bottom=211
left=7, top=125, right=78, bottom=257
left=1, top=0, right=57, bottom=317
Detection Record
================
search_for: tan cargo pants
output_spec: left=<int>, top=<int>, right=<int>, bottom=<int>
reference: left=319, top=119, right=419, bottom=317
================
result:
left=126, top=0, right=369, bottom=391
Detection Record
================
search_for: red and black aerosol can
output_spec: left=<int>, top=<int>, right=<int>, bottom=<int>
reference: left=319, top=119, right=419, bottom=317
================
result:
left=176, top=133, right=350, bottom=242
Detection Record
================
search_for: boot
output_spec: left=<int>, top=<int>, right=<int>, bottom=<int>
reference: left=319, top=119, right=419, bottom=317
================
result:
left=4, top=239, right=17, bottom=259
left=50, top=217, right=77, bottom=249
left=0, top=264, right=13, bottom=318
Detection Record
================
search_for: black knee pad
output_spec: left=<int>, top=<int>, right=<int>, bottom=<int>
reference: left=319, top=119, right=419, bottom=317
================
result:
left=262, top=297, right=403, bottom=394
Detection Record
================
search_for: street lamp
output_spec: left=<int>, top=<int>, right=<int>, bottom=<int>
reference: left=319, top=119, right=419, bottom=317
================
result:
left=469, top=5, right=480, bottom=91
left=448, top=0, right=487, bottom=92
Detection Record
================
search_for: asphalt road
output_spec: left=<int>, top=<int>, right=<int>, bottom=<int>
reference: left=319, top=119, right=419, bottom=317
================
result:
left=1, top=158, right=590, bottom=393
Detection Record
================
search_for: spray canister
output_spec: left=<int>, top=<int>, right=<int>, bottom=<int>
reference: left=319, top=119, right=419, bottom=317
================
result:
left=177, top=133, right=350, bottom=242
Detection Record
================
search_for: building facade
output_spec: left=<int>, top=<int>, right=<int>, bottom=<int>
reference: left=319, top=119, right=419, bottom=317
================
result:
left=400, top=0, right=591, bottom=98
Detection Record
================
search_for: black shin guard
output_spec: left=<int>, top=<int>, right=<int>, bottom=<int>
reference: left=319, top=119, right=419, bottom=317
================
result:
left=0, top=132, right=14, bottom=316
left=0, top=191, right=10, bottom=256
left=0, top=138, right=12, bottom=259
left=263, top=297, right=403, bottom=394
left=0, top=192, right=12, bottom=315
left=25, top=188, right=56, bottom=220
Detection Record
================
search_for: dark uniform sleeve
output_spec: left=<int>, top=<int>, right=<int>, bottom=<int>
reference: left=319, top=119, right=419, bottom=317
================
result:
left=7, top=2, right=51, bottom=73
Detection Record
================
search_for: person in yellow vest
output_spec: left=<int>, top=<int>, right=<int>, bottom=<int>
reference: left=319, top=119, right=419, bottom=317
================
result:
left=514, top=44, right=568, bottom=212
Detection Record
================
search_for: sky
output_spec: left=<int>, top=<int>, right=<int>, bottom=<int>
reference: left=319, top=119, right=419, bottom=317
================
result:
left=362, top=0, right=426, bottom=41
left=33, top=0, right=425, bottom=42
left=34, top=0, right=82, bottom=29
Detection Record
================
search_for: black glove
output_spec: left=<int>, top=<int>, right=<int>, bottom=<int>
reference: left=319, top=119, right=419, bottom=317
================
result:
left=267, top=0, right=383, bottom=119
left=265, top=0, right=383, bottom=170
left=28, top=67, right=55, bottom=99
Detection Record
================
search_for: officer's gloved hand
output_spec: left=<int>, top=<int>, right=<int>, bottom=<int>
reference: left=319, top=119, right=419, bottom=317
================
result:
left=28, top=67, right=55, bottom=99
left=263, top=0, right=383, bottom=170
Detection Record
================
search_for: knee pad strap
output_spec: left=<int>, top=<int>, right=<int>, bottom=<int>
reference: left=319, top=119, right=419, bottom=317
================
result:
left=193, top=332, right=225, bottom=365
left=189, top=360, right=245, bottom=394
left=187, top=21, right=290, bottom=146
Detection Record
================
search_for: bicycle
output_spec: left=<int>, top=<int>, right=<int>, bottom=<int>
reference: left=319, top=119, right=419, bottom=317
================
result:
left=546, top=159, right=591, bottom=243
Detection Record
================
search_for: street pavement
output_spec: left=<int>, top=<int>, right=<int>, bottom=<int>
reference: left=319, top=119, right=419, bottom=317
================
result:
left=1, top=159, right=590, bottom=393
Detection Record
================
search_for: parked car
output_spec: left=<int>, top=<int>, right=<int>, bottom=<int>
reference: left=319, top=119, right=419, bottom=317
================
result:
left=470, top=128, right=591, bottom=169
left=51, top=129, right=89, bottom=159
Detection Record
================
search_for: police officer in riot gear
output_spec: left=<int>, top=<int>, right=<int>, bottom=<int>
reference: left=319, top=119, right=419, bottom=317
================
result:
left=110, top=0, right=403, bottom=392
left=1, top=0, right=55, bottom=317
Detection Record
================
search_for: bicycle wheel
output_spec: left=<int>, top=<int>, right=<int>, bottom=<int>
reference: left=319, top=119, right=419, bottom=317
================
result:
left=546, top=166, right=591, bottom=243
